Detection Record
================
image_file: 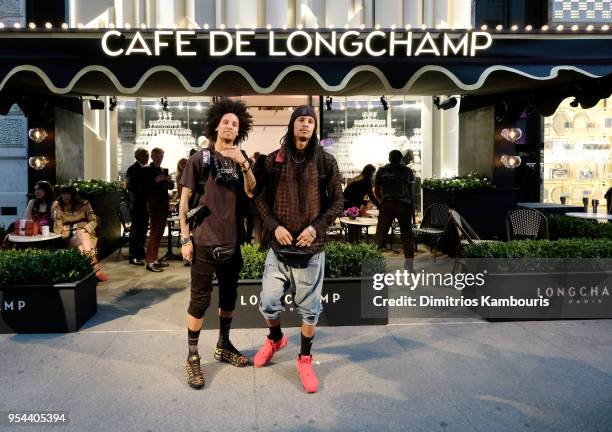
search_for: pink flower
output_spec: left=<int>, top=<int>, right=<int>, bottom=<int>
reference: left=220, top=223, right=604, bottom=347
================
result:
left=344, top=207, right=360, bottom=218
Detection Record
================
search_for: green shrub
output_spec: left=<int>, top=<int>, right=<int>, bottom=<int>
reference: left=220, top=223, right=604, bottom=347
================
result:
left=239, top=243, right=268, bottom=279
left=238, top=242, right=386, bottom=280
left=548, top=215, right=612, bottom=240
left=324, top=241, right=386, bottom=278
left=0, top=248, right=94, bottom=286
left=464, top=239, right=612, bottom=258
left=72, top=179, right=123, bottom=195
left=422, top=172, right=493, bottom=192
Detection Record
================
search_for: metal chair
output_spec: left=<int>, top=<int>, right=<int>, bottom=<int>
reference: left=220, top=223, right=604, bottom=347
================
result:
left=448, top=209, right=496, bottom=273
left=117, top=200, right=132, bottom=258
left=505, top=208, right=549, bottom=241
left=414, top=203, right=450, bottom=261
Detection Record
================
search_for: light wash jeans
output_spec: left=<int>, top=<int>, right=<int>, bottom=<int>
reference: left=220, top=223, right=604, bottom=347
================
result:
left=259, top=249, right=325, bottom=326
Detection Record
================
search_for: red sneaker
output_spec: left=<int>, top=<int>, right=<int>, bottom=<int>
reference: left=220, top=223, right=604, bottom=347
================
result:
left=253, top=335, right=288, bottom=368
left=296, top=355, right=319, bottom=393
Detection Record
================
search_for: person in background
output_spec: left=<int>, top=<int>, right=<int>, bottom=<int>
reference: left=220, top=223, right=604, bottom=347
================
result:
left=144, top=147, right=174, bottom=272
left=126, top=148, right=150, bottom=266
left=52, top=185, right=108, bottom=282
left=343, top=164, right=380, bottom=210
left=374, top=150, right=415, bottom=271
left=24, top=180, right=56, bottom=226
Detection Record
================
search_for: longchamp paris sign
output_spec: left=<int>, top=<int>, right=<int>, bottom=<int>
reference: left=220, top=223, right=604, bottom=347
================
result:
left=101, top=29, right=493, bottom=58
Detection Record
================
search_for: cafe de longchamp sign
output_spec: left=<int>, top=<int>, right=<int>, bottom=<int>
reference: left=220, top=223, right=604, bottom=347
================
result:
left=101, top=29, right=493, bottom=58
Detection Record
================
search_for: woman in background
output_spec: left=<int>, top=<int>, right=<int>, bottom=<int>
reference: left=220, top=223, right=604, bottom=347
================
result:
left=52, top=185, right=108, bottom=282
left=24, top=180, right=55, bottom=226
left=343, top=164, right=380, bottom=210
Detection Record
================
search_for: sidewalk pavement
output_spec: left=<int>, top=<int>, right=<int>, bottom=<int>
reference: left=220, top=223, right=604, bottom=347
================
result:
left=1, top=253, right=611, bottom=432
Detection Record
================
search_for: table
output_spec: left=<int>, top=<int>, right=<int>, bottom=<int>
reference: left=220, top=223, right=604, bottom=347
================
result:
left=565, top=212, right=612, bottom=222
left=339, top=217, right=378, bottom=243
left=8, top=233, right=62, bottom=249
left=162, top=215, right=182, bottom=260
left=517, top=202, right=585, bottom=216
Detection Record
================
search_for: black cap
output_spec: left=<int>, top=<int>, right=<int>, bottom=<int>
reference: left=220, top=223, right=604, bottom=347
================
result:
left=289, top=105, right=317, bottom=126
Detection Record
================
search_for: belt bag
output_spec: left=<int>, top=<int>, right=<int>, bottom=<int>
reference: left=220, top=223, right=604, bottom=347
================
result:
left=209, top=245, right=236, bottom=263
left=275, top=248, right=313, bottom=268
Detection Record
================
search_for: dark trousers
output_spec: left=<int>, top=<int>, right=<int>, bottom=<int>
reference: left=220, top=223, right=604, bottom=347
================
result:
left=128, top=205, right=148, bottom=260
left=146, top=200, right=168, bottom=263
left=374, top=200, right=415, bottom=259
left=188, top=245, right=243, bottom=319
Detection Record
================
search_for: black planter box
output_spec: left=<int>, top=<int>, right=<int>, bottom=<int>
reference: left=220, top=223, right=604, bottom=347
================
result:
left=423, top=188, right=518, bottom=254
left=83, top=191, right=122, bottom=260
left=0, top=272, right=98, bottom=333
left=204, top=277, right=388, bottom=329
left=462, top=270, right=612, bottom=320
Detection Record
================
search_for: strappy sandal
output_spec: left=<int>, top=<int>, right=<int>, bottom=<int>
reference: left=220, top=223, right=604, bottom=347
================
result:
left=186, top=354, right=205, bottom=389
left=214, top=341, right=249, bottom=367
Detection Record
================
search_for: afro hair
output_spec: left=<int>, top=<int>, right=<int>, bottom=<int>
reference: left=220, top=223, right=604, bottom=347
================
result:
left=203, top=97, right=253, bottom=145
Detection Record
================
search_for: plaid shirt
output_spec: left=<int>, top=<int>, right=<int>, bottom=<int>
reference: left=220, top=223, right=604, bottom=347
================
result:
left=255, top=149, right=343, bottom=254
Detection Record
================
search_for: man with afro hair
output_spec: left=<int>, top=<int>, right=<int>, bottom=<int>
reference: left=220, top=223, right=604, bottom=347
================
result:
left=178, top=97, right=256, bottom=389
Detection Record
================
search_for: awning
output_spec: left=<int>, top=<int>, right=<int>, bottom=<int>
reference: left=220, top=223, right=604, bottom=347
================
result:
left=0, top=29, right=611, bottom=97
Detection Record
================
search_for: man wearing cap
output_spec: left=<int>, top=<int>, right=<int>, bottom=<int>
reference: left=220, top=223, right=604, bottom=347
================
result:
left=253, top=105, right=343, bottom=393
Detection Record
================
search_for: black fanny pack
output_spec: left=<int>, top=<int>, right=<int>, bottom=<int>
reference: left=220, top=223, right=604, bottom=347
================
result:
left=206, top=245, right=236, bottom=263
left=275, top=248, right=313, bottom=268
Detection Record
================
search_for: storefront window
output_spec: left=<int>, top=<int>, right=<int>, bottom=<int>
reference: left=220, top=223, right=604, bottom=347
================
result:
left=117, top=98, right=212, bottom=179
left=321, top=96, right=422, bottom=183
left=543, top=97, right=612, bottom=212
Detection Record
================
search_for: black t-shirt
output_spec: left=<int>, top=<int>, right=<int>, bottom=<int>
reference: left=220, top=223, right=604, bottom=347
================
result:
left=180, top=150, right=247, bottom=247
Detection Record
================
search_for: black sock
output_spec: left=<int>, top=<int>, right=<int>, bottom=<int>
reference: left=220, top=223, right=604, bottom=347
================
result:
left=188, top=328, right=200, bottom=357
left=267, top=324, right=283, bottom=342
left=218, top=316, right=232, bottom=347
left=300, top=333, right=314, bottom=357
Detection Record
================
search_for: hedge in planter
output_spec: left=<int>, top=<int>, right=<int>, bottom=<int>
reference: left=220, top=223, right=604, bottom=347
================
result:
left=548, top=215, right=612, bottom=241
left=0, top=248, right=93, bottom=285
left=206, top=242, right=388, bottom=329
left=463, top=238, right=612, bottom=258
left=0, top=249, right=97, bottom=333
left=461, top=239, right=612, bottom=320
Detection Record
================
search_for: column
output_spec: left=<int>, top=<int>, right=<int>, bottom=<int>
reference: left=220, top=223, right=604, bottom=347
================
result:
left=452, top=0, right=472, bottom=28
left=403, top=0, right=422, bottom=27
left=325, top=0, right=351, bottom=26
left=268, top=0, right=293, bottom=27
left=226, top=0, right=259, bottom=27
left=374, top=0, right=402, bottom=27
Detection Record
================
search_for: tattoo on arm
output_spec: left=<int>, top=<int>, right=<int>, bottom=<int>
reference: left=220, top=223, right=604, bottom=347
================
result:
left=243, top=168, right=256, bottom=198
left=179, top=186, right=193, bottom=239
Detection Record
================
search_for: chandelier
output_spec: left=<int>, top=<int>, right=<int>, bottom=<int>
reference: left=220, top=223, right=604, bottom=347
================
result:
left=326, top=111, right=415, bottom=178
left=136, top=108, right=195, bottom=148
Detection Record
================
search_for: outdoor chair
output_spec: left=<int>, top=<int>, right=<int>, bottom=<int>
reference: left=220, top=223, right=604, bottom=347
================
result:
left=505, top=208, right=549, bottom=241
left=448, top=209, right=496, bottom=274
left=414, top=203, right=450, bottom=261
left=117, top=199, right=132, bottom=258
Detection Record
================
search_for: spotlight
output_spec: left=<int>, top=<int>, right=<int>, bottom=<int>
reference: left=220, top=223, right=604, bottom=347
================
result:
left=109, top=96, right=118, bottom=111
left=380, top=96, right=388, bottom=111
left=325, top=96, right=333, bottom=111
left=88, top=96, right=105, bottom=110
left=432, top=96, right=458, bottom=110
